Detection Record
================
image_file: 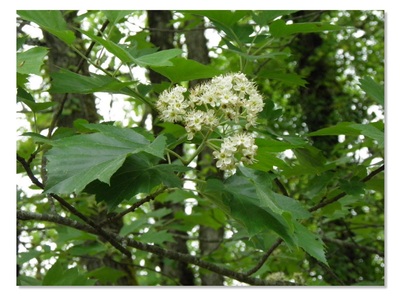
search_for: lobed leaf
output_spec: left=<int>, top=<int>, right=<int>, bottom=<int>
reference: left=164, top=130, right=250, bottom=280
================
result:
left=44, top=124, right=166, bottom=195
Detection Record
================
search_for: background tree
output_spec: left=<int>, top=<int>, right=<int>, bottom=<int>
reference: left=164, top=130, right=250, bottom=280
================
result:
left=16, top=10, right=384, bottom=286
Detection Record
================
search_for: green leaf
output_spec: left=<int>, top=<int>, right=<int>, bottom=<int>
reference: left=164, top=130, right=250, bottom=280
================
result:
left=339, top=178, right=365, bottom=196
left=86, top=267, right=127, bottom=285
left=308, top=122, right=384, bottom=147
left=359, top=76, right=384, bottom=106
left=19, top=99, right=56, bottom=113
left=225, top=48, right=290, bottom=61
left=293, top=222, right=328, bottom=265
left=79, top=29, right=135, bottom=63
left=253, top=10, right=298, bottom=26
left=150, top=57, right=224, bottom=83
left=135, top=48, right=183, bottom=67
left=85, top=154, right=189, bottom=209
left=202, top=177, right=295, bottom=246
left=103, top=10, right=134, bottom=24
left=43, top=259, right=96, bottom=286
left=17, top=250, right=42, bottom=265
left=50, top=69, right=135, bottom=95
left=17, top=10, right=76, bottom=44
left=262, top=72, right=308, bottom=87
left=17, top=47, right=48, bottom=75
left=293, top=146, right=327, bottom=172
left=17, top=275, right=42, bottom=286
left=270, top=19, right=342, bottom=38
left=138, top=230, right=175, bottom=244
left=44, top=124, right=165, bottom=194
left=189, top=10, right=249, bottom=27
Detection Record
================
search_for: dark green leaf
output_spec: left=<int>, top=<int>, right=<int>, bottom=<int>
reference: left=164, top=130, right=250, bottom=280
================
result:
left=293, top=222, right=328, bottom=265
left=202, top=177, right=295, bottom=246
left=308, top=122, right=384, bottom=147
left=17, top=10, right=76, bottom=44
left=293, top=147, right=327, bottom=172
left=339, top=178, right=365, bottom=196
left=138, top=230, right=175, bottom=244
left=263, top=72, right=308, bottom=87
left=270, top=19, right=342, bottom=38
left=85, top=154, right=189, bottom=209
left=150, top=57, right=224, bottom=83
left=86, top=267, right=127, bottom=285
left=50, top=69, right=135, bottom=95
left=17, top=47, right=48, bottom=75
left=44, top=124, right=165, bottom=194
left=359, top=76, right=384, bottom=106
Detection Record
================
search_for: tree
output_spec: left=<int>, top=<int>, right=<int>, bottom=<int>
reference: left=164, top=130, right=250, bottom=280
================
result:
left=16, top=10, right=384, bottom=286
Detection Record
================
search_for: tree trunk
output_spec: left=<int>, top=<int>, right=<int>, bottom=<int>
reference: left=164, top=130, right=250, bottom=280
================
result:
left=184, top=16, right=225, bottom=286
left=147, top=10, right=195, bottom=286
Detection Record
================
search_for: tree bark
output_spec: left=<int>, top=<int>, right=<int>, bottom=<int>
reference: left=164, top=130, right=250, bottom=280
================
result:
left=147, top=10, right=195, bottom=286
left=184, top=16, right=225, bottom=286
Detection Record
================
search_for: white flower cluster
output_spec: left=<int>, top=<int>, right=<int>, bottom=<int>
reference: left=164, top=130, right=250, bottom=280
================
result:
left=156, top=72, right=264, bottom=174
left=212, top=132, right=258, bottom=174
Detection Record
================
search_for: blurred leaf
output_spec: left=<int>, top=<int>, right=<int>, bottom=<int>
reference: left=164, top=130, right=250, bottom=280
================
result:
left=17, top=47, right=48, bottom=75
left=17, top=275, right=42, bottom=286
left=270, top=19, right=342, bottom=37
left=359, top=76, right=384, bottom=106
left=17, top=10, right=75, bottom=44
left=150, top=57, right=224, bottom=83
left=308, top=122, right=384, bottom=147
left=42, top=259, right=96, bottom=286
left=19, top=99, right=56, bottom=113
left=135, top=48, right=183, bottom=67
left=17, top=250, right=42, bottom=265
left=263, top=72, right=308, bottom=87
left=139, top=229, right=175, bottom=244
left=86, top=267, right=127, bottom=285
left=339, top=178, right=365, bottom=196
left=103, top=10, right=134, bottom=24
left=253, top=10, right=298, bottom=26
left=293, top=146, right=327, bottom=172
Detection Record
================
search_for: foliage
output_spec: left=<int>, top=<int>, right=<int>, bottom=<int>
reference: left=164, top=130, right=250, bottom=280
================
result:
left=16, top=10, right=384, bottom=286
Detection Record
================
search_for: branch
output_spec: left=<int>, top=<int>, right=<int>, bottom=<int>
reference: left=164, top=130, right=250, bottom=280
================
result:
left=17, top=210, right=296, bottom=286
left=322, top=236, right=384, bottom=257
left=309, top=165, right=384, bottom=212
left=244, top=239, right=283, bottom=276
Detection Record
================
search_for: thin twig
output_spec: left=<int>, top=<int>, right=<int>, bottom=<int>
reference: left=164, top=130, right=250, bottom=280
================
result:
left=244, top=239, right=283, bottom=276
